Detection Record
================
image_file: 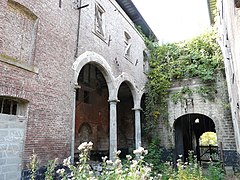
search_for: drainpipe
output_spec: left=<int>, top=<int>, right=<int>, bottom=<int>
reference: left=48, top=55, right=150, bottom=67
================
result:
left=73, top=0, right=89, bottom=58
left=71, top=0, right=89, bottom=162
left=74, top=0, right=82, bottom=58
left=71, top=85, right=77, bottom=163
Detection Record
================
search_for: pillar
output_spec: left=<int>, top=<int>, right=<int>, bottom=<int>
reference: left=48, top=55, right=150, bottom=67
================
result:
left=109, top=99, right=119, bottom=160
left=133, top=108, right=142, bottom=149
left=71, top=84, right=80, bottom=163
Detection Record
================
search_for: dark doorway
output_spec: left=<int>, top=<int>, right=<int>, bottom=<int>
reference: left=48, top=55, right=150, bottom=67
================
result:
left=117, top=82, right=134, bottom=157
left=174, top=113, right=216, bottom=162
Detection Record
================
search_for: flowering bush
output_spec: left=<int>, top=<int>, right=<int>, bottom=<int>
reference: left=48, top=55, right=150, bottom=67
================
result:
left=27, top=142, right=225, bottom=180
left=52, top=142, right=161, bottom=180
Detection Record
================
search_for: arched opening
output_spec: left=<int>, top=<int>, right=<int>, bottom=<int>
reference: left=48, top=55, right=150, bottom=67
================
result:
left=117, top=82, right=134, bottom=157
left=75, top=63, right=109, bottom=161
left=140, top=94, right=147, bottom=141
left=174, top=113, right=216, bottom=162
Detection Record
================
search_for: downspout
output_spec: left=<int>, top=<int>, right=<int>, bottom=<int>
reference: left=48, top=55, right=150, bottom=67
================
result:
left=71, top=0, right=89, bottom=163
left=71, top=0, right=82, bottom=163
left=71, top=86, right=77, bottom=163
left=74, top=0, right=82, bottom=58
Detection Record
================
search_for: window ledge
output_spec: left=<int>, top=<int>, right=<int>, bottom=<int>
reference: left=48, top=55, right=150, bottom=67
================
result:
left=92, top=30, right=107, bottom=44
left=0, top=53, right=39, bottom=74
left=124, top=56, right=133, bottom=64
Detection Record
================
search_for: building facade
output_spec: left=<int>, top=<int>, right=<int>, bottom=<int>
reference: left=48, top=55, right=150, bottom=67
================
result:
left=0, top=0, right=154, bottom=179
left=216, top=0, right=240, bottom=159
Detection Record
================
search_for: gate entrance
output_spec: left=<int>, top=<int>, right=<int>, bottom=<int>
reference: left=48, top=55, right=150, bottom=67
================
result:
left=174, top=113, right=216, bottom=162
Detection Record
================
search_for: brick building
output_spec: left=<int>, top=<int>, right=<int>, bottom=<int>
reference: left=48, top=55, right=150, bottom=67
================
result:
left=0, top=0, right=155, bottom=179
left=1, top=0, right=240, bottom=179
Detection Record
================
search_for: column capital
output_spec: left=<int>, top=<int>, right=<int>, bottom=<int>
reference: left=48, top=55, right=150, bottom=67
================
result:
left=132, top=107, right=142, bottom=111
left=108, top=99, right=120, bottom=103
left=74, top=83, right=81, bottom=90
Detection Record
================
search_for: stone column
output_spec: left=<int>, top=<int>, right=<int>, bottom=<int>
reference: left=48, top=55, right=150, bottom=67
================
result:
left=109, top=99, right=119, bottom=160
left=71, top=84, right=81, bottom=163
left=133, top=108, right=142, bottom=149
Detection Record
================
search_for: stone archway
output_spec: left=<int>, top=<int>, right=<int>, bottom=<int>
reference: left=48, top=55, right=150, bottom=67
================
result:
left=72, top=51, right=115, bottom=160
left=115, top=74, right=144, bottom=150
left=72, top=52, right=145, bottom=160
left=117, top=82, right=135, bottom=157
left=173, top=113, right=216, bottom=162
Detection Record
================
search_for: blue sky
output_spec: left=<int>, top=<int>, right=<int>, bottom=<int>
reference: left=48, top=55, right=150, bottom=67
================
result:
left=131, top=0, right=211, bottom=43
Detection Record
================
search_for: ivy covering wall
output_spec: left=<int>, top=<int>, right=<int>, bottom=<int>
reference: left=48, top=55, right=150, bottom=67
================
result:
left=143, top=28, right=224, bottom=135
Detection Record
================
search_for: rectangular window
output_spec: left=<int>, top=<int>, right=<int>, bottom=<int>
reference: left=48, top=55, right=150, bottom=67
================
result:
left=0, top=98, right=18, bottom=115
left=76, top=88, right=80, bottom=101
left=84, top=91, right=90, bottom=104
left=124, top=31, right=131, bottom=60
left=143, top=50, right=150, bottom=73
left=232, top=73, right=235, bottom=84
left=83, top=64, right=91, bottom=84
left=95, top=3, right=105, bottom=37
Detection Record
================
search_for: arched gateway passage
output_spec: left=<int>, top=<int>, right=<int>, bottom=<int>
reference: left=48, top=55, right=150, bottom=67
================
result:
left=174, top=113, right=216, bottom=162
left=75, top=63, right=109, bottom=161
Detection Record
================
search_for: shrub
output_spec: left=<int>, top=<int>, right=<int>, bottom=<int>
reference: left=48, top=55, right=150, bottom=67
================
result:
left=26, top=142, right=225, bottom=180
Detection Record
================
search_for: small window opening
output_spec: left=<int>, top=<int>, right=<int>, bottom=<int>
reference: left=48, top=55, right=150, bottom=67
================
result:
left=76, top=88, right=80, bottom=101
left=79, top=64, right=91, bottom=85
left=232, top=73, right=235, bottom=84
left=124, top=31, right=131, bottom=59
left=95, top=3, right=105, bottom=37
left=0, top=98, right=18, bottom=115
left=84, top=91, right=90, bottom=104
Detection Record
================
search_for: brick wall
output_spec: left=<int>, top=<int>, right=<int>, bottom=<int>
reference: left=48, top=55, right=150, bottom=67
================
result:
left=0, top=0, right=148, bottom=177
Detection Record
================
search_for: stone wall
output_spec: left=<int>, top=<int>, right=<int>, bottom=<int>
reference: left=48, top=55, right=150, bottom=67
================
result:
left=156, top=76, right=238, bottom=166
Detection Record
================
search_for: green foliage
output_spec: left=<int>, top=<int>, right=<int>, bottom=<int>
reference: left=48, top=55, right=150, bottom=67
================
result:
left=196, top=85, right=216, bottom=101
left=171, top=86, right=193, bottom=104
left=144, top=138, right=164, bottom=174
left=28, top=142, right=226, bottom=180
left=28, top=152, right=38, bottom=180
left=45, top=159, right=57, bottom=180
left=206, top=162, right=225, bottom=180
left=144, top=28, right=224, bottom=133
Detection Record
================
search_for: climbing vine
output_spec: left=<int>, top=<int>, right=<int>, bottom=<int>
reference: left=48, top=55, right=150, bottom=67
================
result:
left=143, top=28, right=224, bottom=134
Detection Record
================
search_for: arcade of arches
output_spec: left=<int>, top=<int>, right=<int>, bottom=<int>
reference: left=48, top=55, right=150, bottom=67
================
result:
left=72, top=52, right=238, bottom=167
left=72, top=53, right=145, bottom=160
